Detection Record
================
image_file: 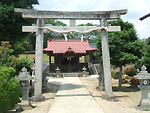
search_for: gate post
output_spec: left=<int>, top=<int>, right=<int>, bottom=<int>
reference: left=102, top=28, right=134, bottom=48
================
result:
left=33, top=18, right=45, bottom=101
left=100, top=19, right=116, bottom=100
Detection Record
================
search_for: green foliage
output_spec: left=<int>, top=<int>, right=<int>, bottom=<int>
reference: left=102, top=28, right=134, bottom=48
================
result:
left=141, top=37, right=150, bottom=72
left=45, top=19, right=66, bottom=26
left=0, top=41, right=20, bottom=69
left=0, top=41, right=14, bottom=65
left=0, top=0, right=38, bottom=55
left=0, top=41, right=32, bottom=74
left=96, top=19, right=143, bottom=67
left=0, top=66, right=20, bottom=113
left=123, top=65, right=137, bottom=76
left=111, top=68, right=120, bottom=79
left=9, top=55, right=20, bottom=68
left=16, top=58, right=32, bottom=73
left=79, top=23, right=94, bottom=26
left=13, top=37, right=33, bottom=55
left=78, top=23, right=98, bottom=40
left=96, top=19, right=143, bottom=87
left=43, top=19, right=67, bottom=48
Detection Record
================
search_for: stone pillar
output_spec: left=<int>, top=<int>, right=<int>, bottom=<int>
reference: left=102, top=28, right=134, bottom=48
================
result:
left=100, top=19, right=116, bottom=100
left=98, top=61, right=105, bottom=90
left=33, top=18, right=45, bottom=101
left=70, top=19, right=76, bottom=26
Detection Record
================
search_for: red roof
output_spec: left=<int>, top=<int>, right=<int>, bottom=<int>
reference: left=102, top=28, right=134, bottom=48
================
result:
left=44, top=39, right=97, bottom=54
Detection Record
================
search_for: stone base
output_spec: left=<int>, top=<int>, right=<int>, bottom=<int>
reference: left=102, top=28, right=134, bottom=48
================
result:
left=136, top=104, right=150, bottom=111
left=83, top=74, right=87, bottom=77
left=16, top=104, right=33, bottom=112
left=16, top=105, right=23, bottom=112
left=102, top=93, right=118, bottom=102
left=31, top=95, right=45, bottom=102
left=96, top=86, right=105, bottom=91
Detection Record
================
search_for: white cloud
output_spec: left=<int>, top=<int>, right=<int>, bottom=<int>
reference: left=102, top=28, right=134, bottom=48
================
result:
left=34, top=0, right=150, bottom=39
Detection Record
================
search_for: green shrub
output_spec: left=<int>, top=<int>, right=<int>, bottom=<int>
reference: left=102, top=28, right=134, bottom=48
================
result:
left=16, top=58, right=32, bottom=74
left=112, top=68, right=120, bottom=79
left=123, top=65, right=137, bottom=77
left=0, top=66, right=20, bottom=113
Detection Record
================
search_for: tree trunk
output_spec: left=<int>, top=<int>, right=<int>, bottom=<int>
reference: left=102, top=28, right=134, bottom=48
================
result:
left=118, top=66, right=123, bottom=89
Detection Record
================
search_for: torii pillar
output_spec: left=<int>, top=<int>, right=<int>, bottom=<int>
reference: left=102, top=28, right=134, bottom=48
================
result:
left=100, top=19, right=116, bottom=99
left=33, top=18, right=45, bottom=100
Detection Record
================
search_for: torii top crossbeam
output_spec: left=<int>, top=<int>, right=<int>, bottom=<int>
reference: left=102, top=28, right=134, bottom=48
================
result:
left=14, top=8, right=127, bottom=20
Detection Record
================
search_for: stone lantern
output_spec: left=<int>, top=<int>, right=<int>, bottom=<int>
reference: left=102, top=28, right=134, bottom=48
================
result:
left=56, top=67, right=60, bottom=77
left=16, top=67, right=32, bottom=111
left=134, top=65, right=150, bottom=111
left=82, top=66, right=87, bottom=77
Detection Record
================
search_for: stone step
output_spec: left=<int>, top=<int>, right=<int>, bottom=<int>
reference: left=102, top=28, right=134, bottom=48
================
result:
left=63, top=73, right=78, bottom=77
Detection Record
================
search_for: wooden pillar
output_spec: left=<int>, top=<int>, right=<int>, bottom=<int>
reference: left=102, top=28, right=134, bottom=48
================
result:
left=49, top=54, right=51, bottom=73
left=33, top=18, right=45, bottom=101
left=100, top=19, right=116, bottom=100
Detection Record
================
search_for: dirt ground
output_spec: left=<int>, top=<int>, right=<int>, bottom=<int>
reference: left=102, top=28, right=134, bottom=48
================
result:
left=80, top=77, right=150, bottom=113
left=8, top=92, right=56, bottom=113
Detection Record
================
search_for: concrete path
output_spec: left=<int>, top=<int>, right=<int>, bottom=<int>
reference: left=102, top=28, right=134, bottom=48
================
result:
left=48, top=77, right=104, bottom=113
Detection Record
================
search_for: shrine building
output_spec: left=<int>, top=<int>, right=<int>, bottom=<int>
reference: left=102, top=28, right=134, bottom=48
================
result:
left=44, top=38, right=97, bottom=73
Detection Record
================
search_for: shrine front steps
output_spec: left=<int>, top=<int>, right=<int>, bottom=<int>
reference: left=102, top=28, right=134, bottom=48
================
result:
left=63, top=73, right=79, bottom=77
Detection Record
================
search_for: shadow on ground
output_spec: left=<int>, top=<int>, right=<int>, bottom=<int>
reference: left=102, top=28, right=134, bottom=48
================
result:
left=112, top=85, right=140, bottom=92
left=59, top=83, right=84, bottom=90
left=56, top=94, right=91, bottom=97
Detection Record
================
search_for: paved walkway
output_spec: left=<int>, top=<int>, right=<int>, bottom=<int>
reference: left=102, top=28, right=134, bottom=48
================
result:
left=48, top=77, right=104, bottom=113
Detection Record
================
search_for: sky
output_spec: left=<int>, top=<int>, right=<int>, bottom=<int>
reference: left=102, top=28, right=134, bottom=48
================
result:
left=34, top=0, right=150, bottom=39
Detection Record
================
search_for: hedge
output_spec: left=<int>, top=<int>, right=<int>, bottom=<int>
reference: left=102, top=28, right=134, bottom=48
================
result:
left=0, top=66, right=20, bottom=113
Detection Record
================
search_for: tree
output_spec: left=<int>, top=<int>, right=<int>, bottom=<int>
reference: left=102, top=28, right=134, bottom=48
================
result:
left=0, top=0, right=38, bottom=55
left=96, top=19, right=143, bottom=88
left=0, top=41, right=14, bottom=65
left=42, top=19, right=67, bottom=48
left=78, top=23, right=98, bottom=41
left=141, top=37, right=150, bottom=72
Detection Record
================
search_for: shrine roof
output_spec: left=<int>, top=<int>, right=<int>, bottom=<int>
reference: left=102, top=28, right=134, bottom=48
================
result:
left=43, top=38, right=97, bottom=54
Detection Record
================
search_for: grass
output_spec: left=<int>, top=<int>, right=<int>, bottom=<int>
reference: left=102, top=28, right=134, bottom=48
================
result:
left=19, top=54, right=49, bottom=62
left=19, top=54, right=86, bottom=63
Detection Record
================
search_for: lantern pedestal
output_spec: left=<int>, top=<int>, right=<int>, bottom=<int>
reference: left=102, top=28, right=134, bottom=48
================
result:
left=137, top=86, right=150, bottom=111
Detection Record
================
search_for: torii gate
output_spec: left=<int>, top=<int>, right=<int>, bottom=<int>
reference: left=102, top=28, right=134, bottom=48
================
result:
left=15, top=8, right=127, bottom=101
